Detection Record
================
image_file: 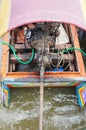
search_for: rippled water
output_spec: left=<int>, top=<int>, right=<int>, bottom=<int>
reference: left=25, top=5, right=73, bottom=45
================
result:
left=0, top=87, right=86, bottom=130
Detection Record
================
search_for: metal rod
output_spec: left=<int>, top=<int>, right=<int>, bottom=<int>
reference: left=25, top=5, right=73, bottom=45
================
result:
left=39, top=50, right=44, bottom=130
left=39, top=81, right=44, bottom=130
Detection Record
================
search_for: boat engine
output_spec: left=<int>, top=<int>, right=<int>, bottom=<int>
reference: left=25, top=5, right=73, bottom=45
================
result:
left=24, top=22, right=69, bottom=71
left=9, top=22, right=73, bottom=73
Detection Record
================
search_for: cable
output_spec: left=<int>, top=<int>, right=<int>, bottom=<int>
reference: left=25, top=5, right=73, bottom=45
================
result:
left=1, top=41, right=35, bottom=65
left=50, top=46, right=86, bottom=70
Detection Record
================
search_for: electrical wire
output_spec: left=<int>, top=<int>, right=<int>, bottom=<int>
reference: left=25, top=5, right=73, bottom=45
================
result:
left=49, top=46, right=86, bottom=70
left=63, top=45, right=71, bottom=71
left=57, top=47, right=86, bottom=70
left=1, top=41, right=35, bottom=65
left=57, top=49, right=65, bottom=68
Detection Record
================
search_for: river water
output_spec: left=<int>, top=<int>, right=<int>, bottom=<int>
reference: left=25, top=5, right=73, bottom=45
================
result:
left=0, top=87, right=86, bottom=130
left=0, top=37, right=86, bottom=130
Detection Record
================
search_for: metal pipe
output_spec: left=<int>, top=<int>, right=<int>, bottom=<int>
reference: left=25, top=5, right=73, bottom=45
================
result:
left=39, top=60, right=44, bottom=130
left=39, top=81, right=44, bottom=130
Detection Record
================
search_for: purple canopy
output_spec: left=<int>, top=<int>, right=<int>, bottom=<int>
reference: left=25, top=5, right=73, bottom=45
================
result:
left=0, top=0, right=86, bottom=36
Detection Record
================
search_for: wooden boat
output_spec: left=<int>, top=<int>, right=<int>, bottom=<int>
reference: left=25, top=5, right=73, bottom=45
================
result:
left=1, top=22, right=86, bottom=107
left=0, top=0, right=86, bottom=108
left=0, top=1, right=86, bottom=129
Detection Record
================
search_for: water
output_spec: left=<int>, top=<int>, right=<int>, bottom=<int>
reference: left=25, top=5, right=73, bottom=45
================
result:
left=0, top=87, right=86, bottom=130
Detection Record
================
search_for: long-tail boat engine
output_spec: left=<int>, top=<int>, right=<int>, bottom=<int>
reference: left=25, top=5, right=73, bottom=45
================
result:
left=9, top=22, right=79, bottom=73
left=19, top=22, right=69, bottom=72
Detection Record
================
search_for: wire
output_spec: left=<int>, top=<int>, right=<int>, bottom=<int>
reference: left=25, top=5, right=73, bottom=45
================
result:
left=1, top=41, right=35, bottom=65
left=50, top=46, right=86, bottom=70
left=57, top=49, right=64, bottom=68
left=63, top=45, right=71, bottom=71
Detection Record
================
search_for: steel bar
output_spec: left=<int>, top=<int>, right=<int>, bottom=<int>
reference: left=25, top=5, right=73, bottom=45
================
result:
left=39, top=81, right=44, bottom=130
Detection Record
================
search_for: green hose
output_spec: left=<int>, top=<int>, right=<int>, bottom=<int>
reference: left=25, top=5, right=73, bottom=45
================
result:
left=1, top=41, right=86, bottom=64
left=63, top=47, right=86, bottom=56
left=2, top=41, right=35, bottom=64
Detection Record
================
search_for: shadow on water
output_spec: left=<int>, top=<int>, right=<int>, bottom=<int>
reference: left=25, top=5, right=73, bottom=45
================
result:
left=0, top=87, right=86, bottom=130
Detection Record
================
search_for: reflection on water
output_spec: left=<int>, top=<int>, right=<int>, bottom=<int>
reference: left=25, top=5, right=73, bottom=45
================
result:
left=0, top=87, right=86, bottom=130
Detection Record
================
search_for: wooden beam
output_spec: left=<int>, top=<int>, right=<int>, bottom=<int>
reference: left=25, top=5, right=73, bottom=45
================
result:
left=10, top=53, right=74, bottom=63
left=15, top=43, right=30, bottom=49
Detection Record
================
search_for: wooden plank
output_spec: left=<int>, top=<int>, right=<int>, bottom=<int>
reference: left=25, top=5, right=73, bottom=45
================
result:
left=15, top=43, right=72, bottom=49
left=10, top=30, right=15, bottom=45
left=69, top=62, right=75, bottom=71
left=15, top=43, right=30, bottom=49
left=1, top=33, right=9, bottom=78
left=10, top=53, right=74, bottom=63
left=70, top=25, right=86, bottom=76
left=56, top=43, right=72, bottom=49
